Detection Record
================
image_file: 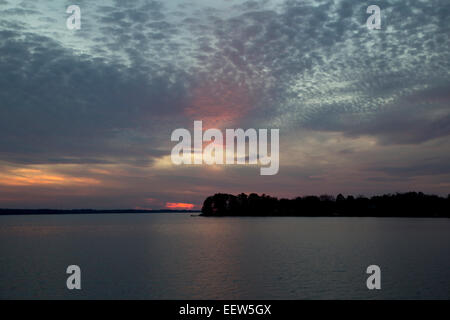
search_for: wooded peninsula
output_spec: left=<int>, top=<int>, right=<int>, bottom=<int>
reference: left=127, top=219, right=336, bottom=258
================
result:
left=201, top=192, right=450, bottom=217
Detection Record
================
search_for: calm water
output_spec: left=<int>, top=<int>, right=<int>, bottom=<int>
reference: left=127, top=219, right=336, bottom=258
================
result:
left=0, top=213, right=449, bottom=300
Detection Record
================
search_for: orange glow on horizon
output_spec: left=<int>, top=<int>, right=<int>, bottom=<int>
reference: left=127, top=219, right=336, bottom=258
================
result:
left=165, top=202, right=195, bottom=209
left=0, top=167, right=100, bottom=187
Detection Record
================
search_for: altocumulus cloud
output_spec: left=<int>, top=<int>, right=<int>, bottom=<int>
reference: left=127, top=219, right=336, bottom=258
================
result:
left=0, top=0, right=449, bottom=208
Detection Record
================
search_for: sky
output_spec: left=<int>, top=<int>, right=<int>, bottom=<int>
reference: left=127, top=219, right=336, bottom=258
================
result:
left=0, top=0, right=449, bottom=209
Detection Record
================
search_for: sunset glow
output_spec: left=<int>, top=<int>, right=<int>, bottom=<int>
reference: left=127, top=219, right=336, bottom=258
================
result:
left=0, top=167, right=100, bottom=187
left=165, top=202, right=195, bottom=210
left=184, top=81, right=252, bottom=129
left=0, top=0, right=449, bottom=210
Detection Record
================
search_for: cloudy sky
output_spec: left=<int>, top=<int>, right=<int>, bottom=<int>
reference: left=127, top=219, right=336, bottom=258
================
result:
left=0, top=0, right=449, bottom=209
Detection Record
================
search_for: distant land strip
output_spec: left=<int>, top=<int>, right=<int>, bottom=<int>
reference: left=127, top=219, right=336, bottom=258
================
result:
left=200, top=192, right=450, bottom=218
left=0, top=209, right=200, bottom=215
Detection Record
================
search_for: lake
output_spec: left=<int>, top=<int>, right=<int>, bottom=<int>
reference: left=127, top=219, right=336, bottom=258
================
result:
left=0, top=213, right=449, bottom=299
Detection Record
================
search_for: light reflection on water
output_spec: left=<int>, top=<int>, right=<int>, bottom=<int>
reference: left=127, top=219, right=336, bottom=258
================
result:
left=0, top=213, right=449, bottom=299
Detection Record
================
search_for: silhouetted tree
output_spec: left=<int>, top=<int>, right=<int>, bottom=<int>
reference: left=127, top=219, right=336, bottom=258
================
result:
left=200, top=192, right=450, bottom=218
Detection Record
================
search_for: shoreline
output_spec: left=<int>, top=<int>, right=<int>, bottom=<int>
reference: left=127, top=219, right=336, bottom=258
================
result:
left=0, top=209, right=201, bottom=216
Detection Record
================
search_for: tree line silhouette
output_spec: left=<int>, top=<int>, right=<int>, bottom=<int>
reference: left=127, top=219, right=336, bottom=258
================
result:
left=201, top=192, right=450, bottom=217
